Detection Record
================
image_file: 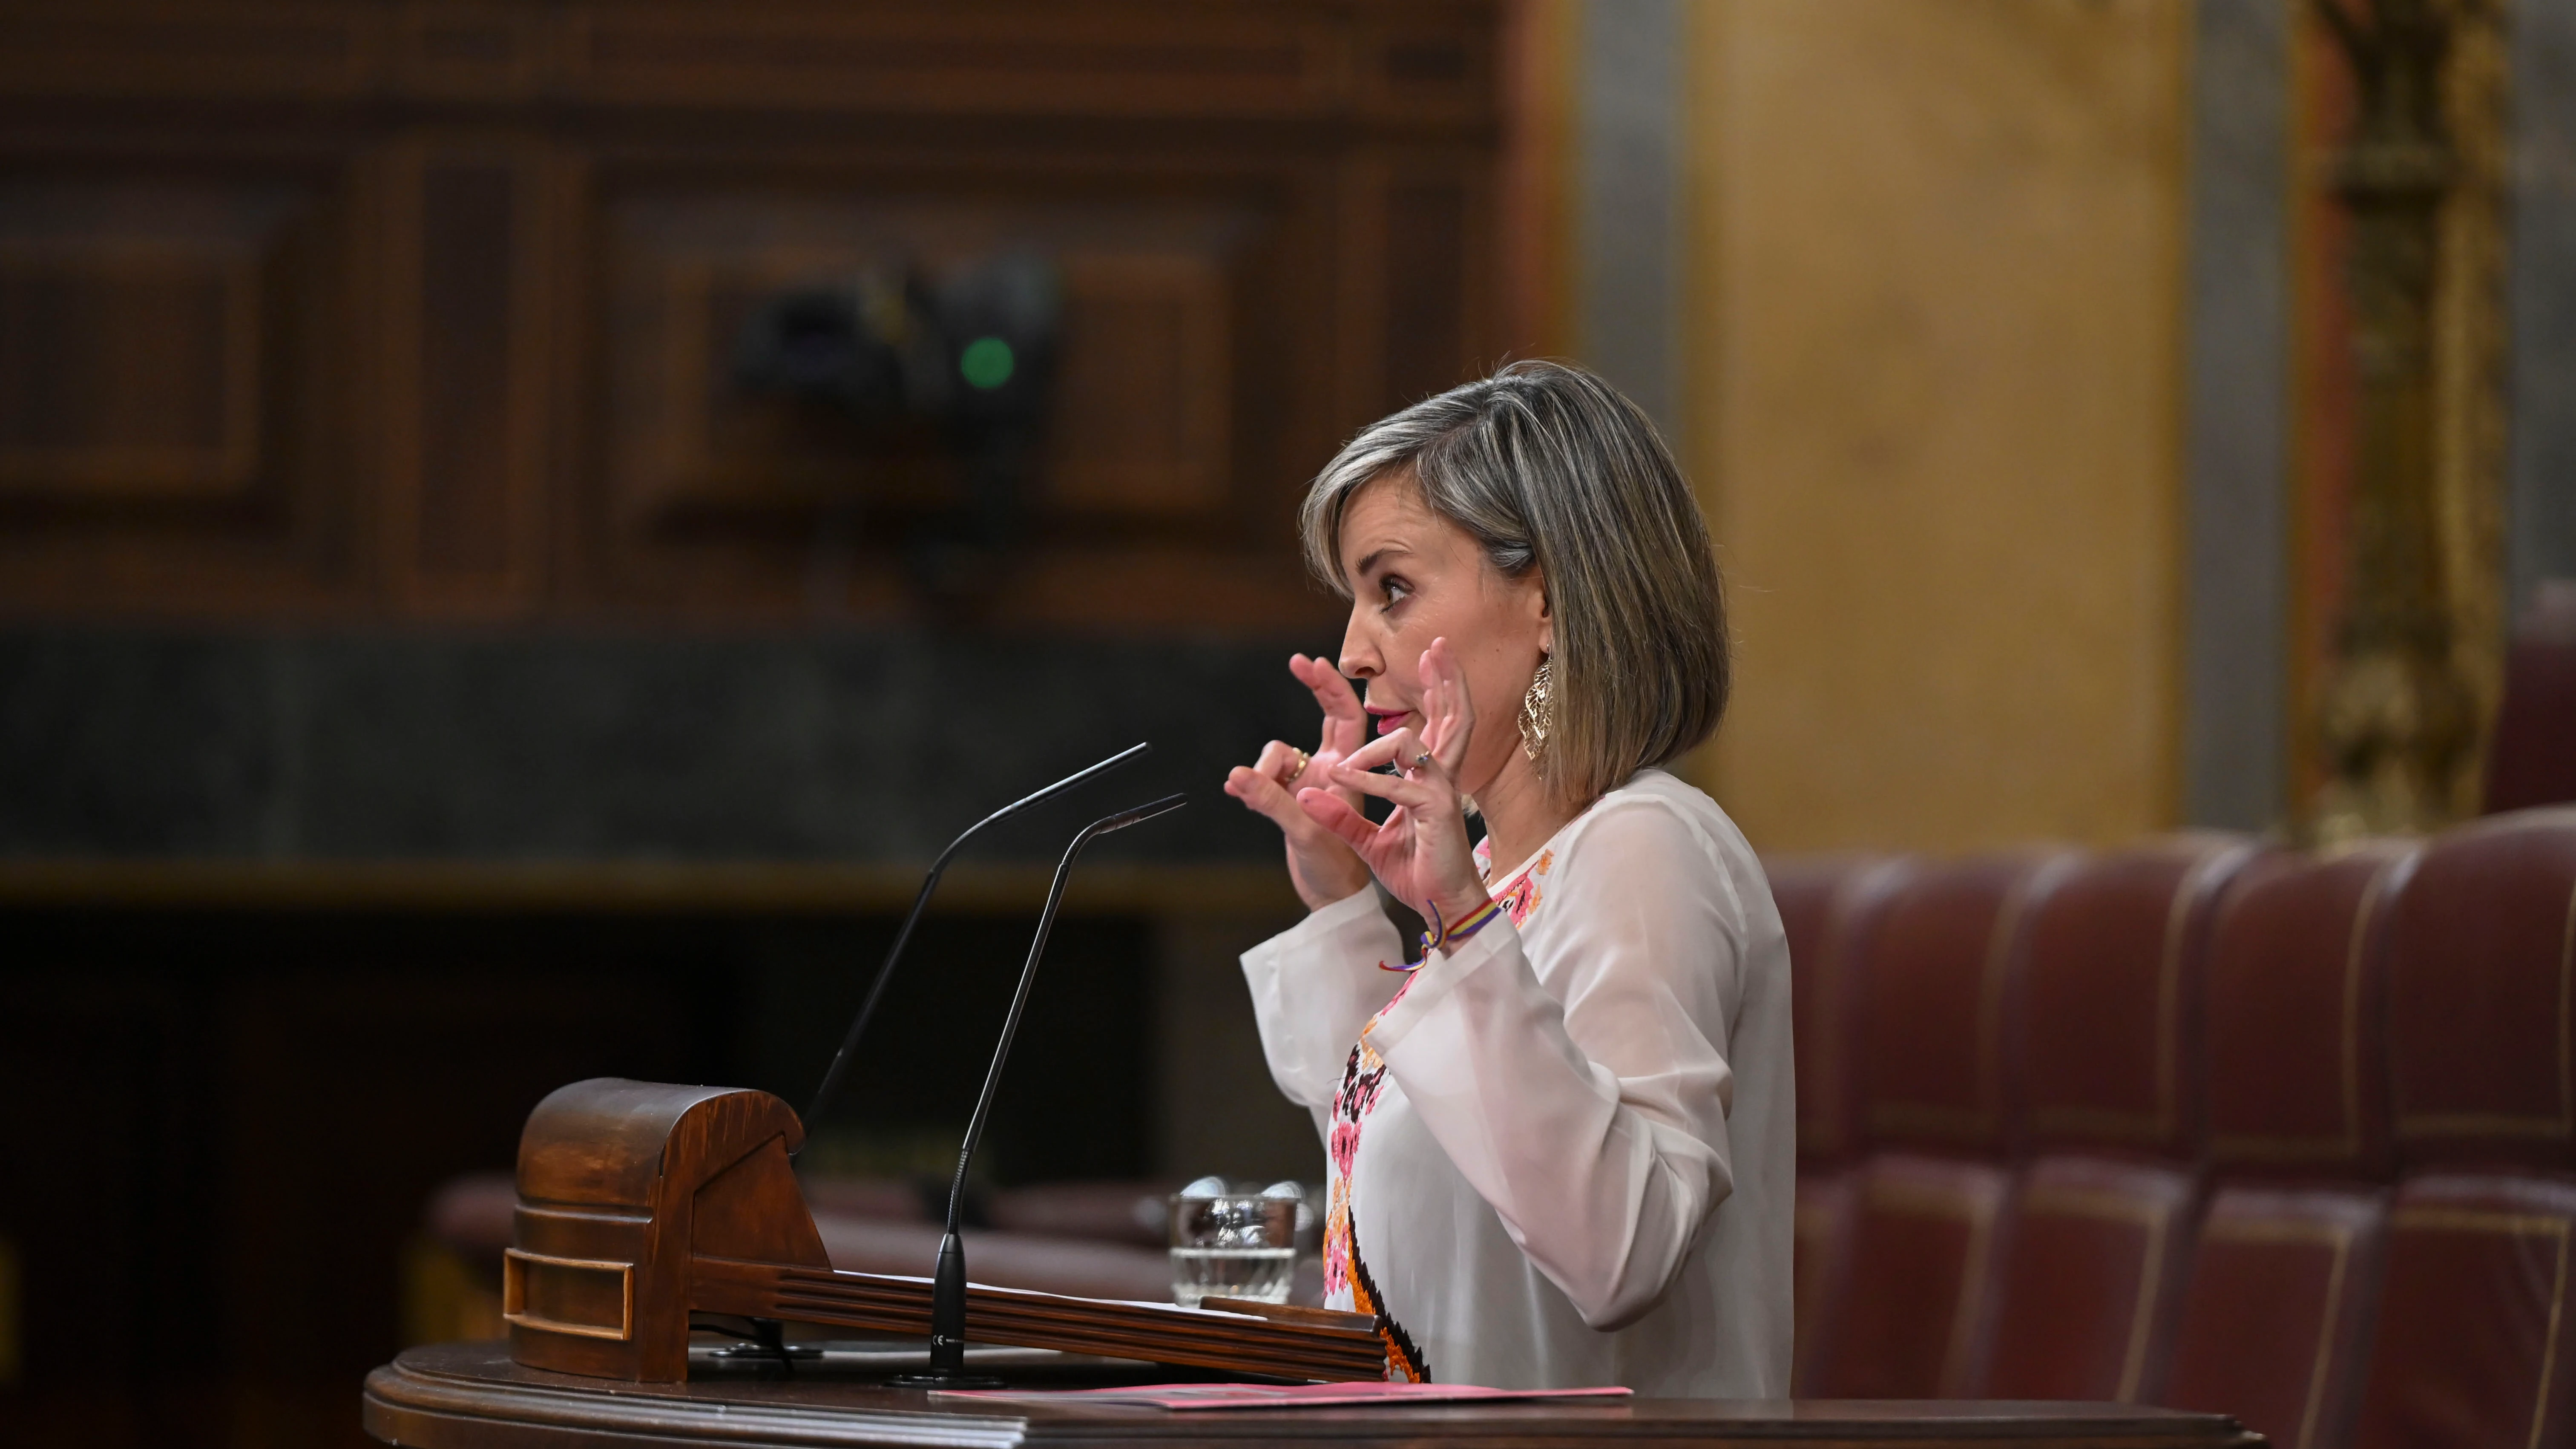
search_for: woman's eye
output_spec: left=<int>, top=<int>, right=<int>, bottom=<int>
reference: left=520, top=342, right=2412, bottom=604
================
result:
left=1379, top=576, right=1411, bottom=605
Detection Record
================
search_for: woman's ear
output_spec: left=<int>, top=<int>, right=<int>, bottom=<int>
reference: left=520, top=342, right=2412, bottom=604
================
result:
left=1529, top=571, right=1553, bottom=655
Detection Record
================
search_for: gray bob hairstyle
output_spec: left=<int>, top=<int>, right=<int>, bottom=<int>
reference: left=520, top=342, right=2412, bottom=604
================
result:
left=1299, top=360, right=1729, bottom=805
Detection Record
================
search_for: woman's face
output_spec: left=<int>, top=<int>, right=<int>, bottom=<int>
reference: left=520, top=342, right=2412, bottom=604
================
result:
left=1334, top=474, right=1550, bottom=798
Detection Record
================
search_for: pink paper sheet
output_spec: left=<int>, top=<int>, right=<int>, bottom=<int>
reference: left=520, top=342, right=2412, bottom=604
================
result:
left=931, top=1382, right=1636, bottom=1411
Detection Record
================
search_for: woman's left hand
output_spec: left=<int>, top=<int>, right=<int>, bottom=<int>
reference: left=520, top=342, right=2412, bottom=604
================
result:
left=1295, top=637, right=1491, bottom=936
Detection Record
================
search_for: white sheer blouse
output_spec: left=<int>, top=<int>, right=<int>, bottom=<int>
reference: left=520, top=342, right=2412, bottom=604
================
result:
left=1237, top=768, right=1793, bottom=1394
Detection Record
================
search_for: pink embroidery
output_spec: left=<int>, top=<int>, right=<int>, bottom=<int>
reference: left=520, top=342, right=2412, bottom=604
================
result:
left=1471, top=842, right=1552, bottom=929
left=1321, top=1207, right=1350, bottom=1302
left=1321, top=1038, right=1388, bottom=1317
left=1321, top=1029, right=1428, bottom=1378
left=1328, top=1119, right=1362, bottom=1179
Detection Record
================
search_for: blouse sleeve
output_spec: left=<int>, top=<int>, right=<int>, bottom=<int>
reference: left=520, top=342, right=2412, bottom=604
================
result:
left=1361, top=796, right=1747, bottom=1331
left=1239, top=888, right=1411, bottom=1125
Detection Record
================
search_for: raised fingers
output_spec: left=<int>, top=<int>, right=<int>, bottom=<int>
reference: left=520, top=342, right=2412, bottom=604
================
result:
left=1228, top=745, right=1328, bottom=833
left=1414, top=647, right=1450, bottom=758
left=1290, top=654, right=1366, bottom=758
left=1234, top=762, right=1369, bottom=861
left=1328, top=748, right=1447, bottom=814
left=1342, top=726, right=1433, bottom=777
left=1253, top=738, right=1313, bottom=790
left=1421, top=638, right=1475, bottom=774
left=1294, top=787, right=1381, bottom=855
left=1223, top=763, right=1303, bottom=828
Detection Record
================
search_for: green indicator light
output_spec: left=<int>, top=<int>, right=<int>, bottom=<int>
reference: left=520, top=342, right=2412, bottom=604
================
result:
left=960, top=336, right=1015, bottom=390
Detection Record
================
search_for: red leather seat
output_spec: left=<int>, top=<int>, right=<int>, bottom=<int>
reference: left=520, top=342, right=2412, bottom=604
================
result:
left=1978, top=837, right=2253, bottom=1403
left=1801, top=854, right=2071, bottom=1398
left=1769, top=855, right=1911, bottom=1393
left=1980, top=1156, right=2202, bottom=1401
left=2160, top=844, right=2415, bottom=1449
left=2165, top=1186, right=2389, bottom=1449
left=2383, top=810, right=2576, bottom=1170
left=2015, top=837, right=2251, bottom=1158
left=2350, top=811, right=2576, bottom=1448
left=1859, top=854, right=2072, bottom=1154
left=1773, top=855, right=1912, bottom=1169
left=2197, top=845, right=2411, bottom=1179
left=1807, top=1153, right=2015, bottom=1397
left=2352, top=1174, right=2576, bottom=1449
left=1792, top=1170, right=1856, bottom=1392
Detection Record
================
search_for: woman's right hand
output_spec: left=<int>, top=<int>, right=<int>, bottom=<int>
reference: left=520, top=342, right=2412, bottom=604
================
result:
left=1224, top=653, right=1374, bottom=911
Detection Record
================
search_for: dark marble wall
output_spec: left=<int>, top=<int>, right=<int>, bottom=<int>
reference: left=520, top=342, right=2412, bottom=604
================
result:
left=0, top=628, right=1331, bottom=863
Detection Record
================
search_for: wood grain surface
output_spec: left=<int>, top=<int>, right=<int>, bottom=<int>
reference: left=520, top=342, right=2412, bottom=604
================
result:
left=365, top=1342, right=2265, bottom=1449
left=0, top=0, right=1509, bottom=631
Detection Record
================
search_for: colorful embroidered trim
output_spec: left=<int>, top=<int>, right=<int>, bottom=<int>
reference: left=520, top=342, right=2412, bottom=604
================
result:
left=1324, top=1030, right=1429, bottom=1382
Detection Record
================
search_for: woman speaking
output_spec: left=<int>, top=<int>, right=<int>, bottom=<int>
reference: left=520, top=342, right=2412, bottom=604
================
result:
left=1223, top=362, right=1791, bottom=1395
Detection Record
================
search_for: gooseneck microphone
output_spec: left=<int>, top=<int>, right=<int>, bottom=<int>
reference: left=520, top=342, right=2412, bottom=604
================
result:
left=797, top=742, right=1150, bottom=1147
left=901, top=790, right=1190, bottom=1386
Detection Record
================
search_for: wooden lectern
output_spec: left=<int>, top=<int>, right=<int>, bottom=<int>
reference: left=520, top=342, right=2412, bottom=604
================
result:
left=374, top=1076, right=2263, bottom=1449
left=503, top=1078, right=1386, bottom=1383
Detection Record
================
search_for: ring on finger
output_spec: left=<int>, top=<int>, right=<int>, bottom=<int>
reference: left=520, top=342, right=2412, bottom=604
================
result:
left=1288, top=747, right=1313, bottom=779
left=1412, top=750, right=1433, bottom=771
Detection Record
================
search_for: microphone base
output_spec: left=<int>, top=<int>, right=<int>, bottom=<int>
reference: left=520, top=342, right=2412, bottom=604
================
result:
left=888, top=1371, right=1008, bottom=1390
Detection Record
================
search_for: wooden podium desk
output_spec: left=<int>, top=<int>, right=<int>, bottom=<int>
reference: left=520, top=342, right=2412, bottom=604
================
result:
left=365, top=1344, right=2261, bottom=1449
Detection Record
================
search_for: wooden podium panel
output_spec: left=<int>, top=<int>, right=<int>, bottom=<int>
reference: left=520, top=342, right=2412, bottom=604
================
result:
left=365, top=1343, right=2263, bottom=1449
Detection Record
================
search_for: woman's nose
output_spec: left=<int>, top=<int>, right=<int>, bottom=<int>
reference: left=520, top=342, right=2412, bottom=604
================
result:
left=1338, top=607, right=1381, bottom=680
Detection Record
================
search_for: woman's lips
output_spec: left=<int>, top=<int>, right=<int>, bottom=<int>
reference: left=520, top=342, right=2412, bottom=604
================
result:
left=1368, top=708, right=1413, bottom=734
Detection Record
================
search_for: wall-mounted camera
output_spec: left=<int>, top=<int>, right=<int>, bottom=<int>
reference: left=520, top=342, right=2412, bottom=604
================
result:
left=732, top=252, right=1060, bottom=601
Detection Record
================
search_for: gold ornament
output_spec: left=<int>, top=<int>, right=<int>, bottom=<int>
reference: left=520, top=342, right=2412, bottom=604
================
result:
left=1518, top=656, right=1555, bottom=763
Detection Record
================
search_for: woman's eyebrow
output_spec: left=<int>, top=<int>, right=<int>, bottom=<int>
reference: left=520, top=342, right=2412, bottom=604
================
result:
left=1351, top=543, right=1412, bottom=577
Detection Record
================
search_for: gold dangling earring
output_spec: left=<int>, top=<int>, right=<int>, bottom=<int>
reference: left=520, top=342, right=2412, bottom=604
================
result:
left=1518, top=656, right=1554, bottom=763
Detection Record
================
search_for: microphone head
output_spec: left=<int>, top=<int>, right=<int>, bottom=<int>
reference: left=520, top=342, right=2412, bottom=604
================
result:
left=1090, top=742, right=1153, bottom=773
left=996, top=742, right=1151, bottom=821
left=1097, top=791, right=1189, bottom=833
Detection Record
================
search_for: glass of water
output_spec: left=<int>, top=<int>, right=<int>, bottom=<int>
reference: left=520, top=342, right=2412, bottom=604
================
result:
left=1168, top=1182, right=1300, bottom=1309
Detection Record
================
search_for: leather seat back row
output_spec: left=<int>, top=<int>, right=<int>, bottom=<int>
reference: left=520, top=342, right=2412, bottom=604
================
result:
left=1773, top=807, right=2576, bottom=1449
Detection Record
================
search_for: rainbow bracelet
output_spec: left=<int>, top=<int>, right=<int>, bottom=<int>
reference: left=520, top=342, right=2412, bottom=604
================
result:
left=1418, top=894, right=1505, bottom=959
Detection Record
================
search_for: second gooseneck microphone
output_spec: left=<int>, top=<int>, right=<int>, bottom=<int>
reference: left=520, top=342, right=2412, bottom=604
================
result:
left=905, top=790, right=1190, bottom=1385
left=798, top=742, right=1151, bottom=1145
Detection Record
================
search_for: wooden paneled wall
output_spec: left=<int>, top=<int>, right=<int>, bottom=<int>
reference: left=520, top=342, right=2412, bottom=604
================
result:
left=0, top=0, right=1509, bottom=630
